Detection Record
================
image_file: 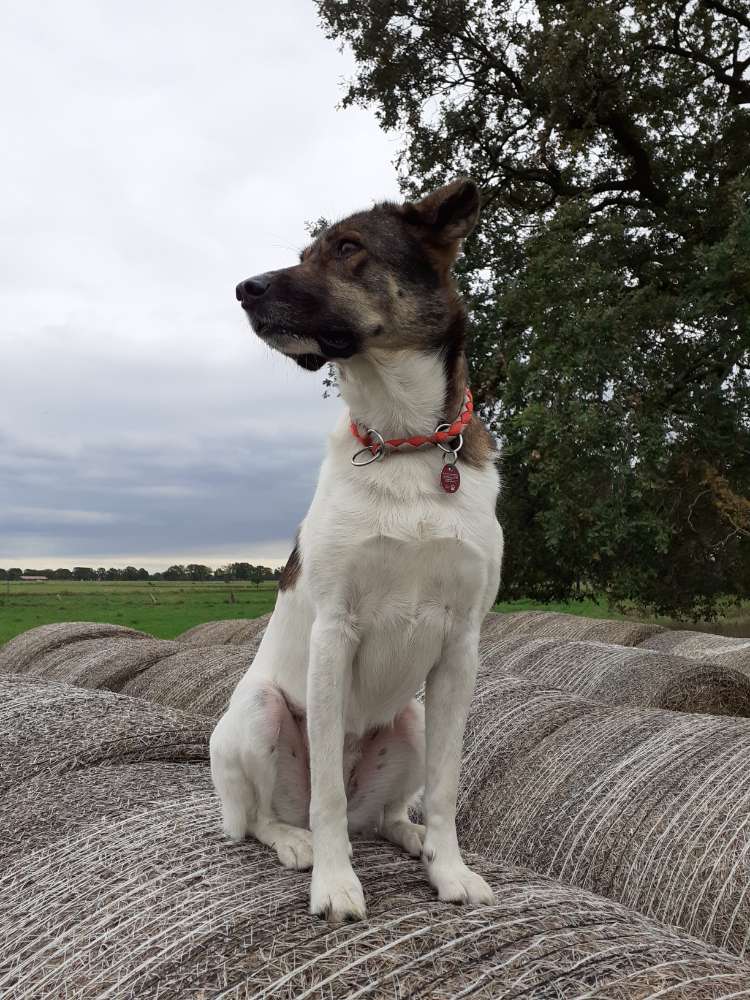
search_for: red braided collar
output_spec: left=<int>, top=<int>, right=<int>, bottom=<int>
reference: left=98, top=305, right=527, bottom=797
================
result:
left=350, top=388, right=473, bottom=454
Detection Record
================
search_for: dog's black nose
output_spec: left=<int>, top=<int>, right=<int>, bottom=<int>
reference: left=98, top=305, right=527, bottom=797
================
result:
left=236, top=273, right=272, bottom=302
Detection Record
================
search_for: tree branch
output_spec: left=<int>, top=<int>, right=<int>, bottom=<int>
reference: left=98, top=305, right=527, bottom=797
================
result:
left=700, top=0, right=750, bottom=31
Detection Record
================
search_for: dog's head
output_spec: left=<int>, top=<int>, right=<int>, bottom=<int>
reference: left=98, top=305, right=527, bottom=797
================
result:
left=235, top=179, right=480, bottom=372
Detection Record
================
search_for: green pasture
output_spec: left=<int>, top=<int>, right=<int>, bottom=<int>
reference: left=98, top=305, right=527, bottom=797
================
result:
left=0, top=580, right=278, bottom=645
left=1, top=580, right=748, bottom=646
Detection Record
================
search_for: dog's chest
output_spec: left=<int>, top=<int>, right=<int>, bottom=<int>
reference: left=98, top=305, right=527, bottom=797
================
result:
left=299, top=446, right=500, bottom=727
left=347, top=535, right=479, bottom=722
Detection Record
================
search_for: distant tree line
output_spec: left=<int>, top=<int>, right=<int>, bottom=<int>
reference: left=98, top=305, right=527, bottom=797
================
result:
left=0, top=562, right=283, bottom=583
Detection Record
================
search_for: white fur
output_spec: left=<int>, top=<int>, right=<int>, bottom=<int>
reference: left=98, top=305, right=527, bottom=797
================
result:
left=210, top=347, right=503, bottom=921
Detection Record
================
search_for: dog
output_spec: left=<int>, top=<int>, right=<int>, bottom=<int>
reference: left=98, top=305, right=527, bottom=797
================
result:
left=210, top=178, right=503, bottom=922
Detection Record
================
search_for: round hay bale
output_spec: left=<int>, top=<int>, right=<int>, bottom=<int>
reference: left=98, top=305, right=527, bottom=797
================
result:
left=459, top=672, right=750, bottom=957
left=175, top=612, right=272, bottom=646
left=0, top=621, right=150, bottom=674
left=121, top=636, right=264, bottom=717
left=0, top=762, right=214, bottom=862
left=0, top=795, right=747, bottom=998
left=641, top=629, right=750, bottom=674
left=480, top=635, right=750, bottom=715
left=21, top=636, right=182, bottom=691
left=0, top=675, right=210, bottom=792
left=482, top=610, right=665, bottom=646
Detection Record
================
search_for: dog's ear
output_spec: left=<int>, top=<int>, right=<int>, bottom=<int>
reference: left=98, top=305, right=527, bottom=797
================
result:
left=292, top=353, right=327, bottom=372
left=401, top=178, right=480, bottom=246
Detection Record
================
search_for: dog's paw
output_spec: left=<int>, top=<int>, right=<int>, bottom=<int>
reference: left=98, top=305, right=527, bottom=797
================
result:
left=310, top=865, right=366, bottom=923
left=379, top=819, right=425, bottom=858
left=273, top=827, right=314, bottom=870
left=427, top=860, right=495, bottom=906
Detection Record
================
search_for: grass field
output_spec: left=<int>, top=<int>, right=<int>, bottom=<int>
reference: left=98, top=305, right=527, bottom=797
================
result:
left=1, top=580, right=748, bottom=646
left=0, top=580, right=278, bottom=645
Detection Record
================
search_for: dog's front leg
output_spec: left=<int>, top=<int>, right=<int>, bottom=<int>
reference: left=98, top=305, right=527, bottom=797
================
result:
left=422, top=627, right=495, bottom=906
left=307, top=613, right=366, bottom=922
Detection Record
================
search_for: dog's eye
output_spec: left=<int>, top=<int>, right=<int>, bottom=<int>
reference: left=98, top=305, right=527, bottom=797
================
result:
left=337, top=240, right=361, bottom=259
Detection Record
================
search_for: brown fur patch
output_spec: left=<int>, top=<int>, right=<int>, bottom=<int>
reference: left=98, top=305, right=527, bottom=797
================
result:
left=278, top=536, right=302, bottom=592
left=461, top=415, right=497, bottom=469
left=440, top=340, right=497, bottom=469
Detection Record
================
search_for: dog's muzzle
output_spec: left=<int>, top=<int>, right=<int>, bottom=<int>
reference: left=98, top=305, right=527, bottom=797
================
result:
left=236, top=272, right=274, bottom=310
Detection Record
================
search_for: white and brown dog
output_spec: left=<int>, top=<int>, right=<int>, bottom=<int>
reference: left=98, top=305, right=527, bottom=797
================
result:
left=210, top=178, right=503, bottom=922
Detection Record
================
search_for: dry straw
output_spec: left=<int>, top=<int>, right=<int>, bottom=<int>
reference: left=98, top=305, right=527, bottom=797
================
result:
left=482, top=611, right=666, bottom=646
left=7, top=618, right=750, bottom=968
left=0, top=761, right=214, bottom=862
left=479, top=635, right=750, bottom=715
left=2, top=769, right=749, bottom=998
left=0, top=621, right=150, bottom=674
left=459, top=672, right=750, bottom=958
left=176, top=612, right=272, bottom=646
left=0, top=675, right=210, bottom=794
left=121, top=636, right=264, bottom=717
left=19, top=636, right=182, bottom=691
left=0, top=622, right=265, bottom=717
left=640, top=631, right=750, bottom=675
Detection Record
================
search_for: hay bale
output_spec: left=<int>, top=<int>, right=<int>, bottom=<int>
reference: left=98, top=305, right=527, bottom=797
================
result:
left=20, top=636, right=182, bottom=691
left=459, top=672, right=750, bottom=957
left=480, top=635, right=750, bottom=715
left=121, top=637, right=264, bottom=717
left=175, top=612, right=272, bottom=646
left=0, top=790, right=748, bottom=998
left=0, top=675, right=210, bottom=792
left=0, top=621, right=150, bottom=674
left=641, top=629, right=750, bottom=674
left=0, top=762, right=214, bottom=861
left=482, top=610, right=665, bottom=646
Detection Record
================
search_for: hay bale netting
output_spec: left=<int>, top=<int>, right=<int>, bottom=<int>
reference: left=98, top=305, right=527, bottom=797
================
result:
left=1, top=792, right=750, bottom=999
left=641, top=629, right=750, bottom=674
left=458, top=672, right=750, bottom=957
left=479, top=635, right=750, bottom=715
left=481, top=610, right=665, bottom=647
left=121, top=638, right=263, bottom=717
left=0, top=675, right=210, bottom=792
left=0, top=761, right=214, bottom=862
left=0, top=621, right=151, bottom=674
left=175, top=611, right=272, bottom=646
left=18, top=635, right=183, bottom=692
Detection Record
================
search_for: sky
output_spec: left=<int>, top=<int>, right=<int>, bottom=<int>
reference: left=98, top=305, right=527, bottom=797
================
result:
left=0, top=1, right=401, bottom=572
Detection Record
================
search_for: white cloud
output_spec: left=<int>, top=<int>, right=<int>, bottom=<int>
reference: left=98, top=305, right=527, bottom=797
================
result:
left=0, top=0, right=401, bottom=569
left=4, top=507, right=119, bottom=526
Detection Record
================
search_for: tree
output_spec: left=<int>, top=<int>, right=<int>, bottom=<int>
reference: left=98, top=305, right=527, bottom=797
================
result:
left=7, top=568, right=22, bottom=580
left=72, top=566, right=96, bottom=581
left=186, top=564, right=212, bottom=582
left=317, top=0, right=750, bottom=618
left=163, top=564, right=188, bottom=581
left=53, top=568, right=73, bottom=580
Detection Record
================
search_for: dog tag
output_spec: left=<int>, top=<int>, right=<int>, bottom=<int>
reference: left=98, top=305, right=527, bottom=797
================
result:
left=440, top=462, right=460, bottom=493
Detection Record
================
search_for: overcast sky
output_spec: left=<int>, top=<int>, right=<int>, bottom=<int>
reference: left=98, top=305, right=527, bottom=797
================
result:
left=0, top=1, right=401, bottom=571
